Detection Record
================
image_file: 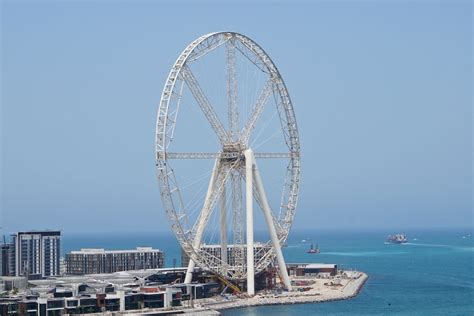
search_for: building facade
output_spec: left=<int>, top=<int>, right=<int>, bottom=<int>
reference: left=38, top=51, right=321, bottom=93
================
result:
left=11, top=231, right=61, bottom=278
left=0, top=285, right=182, bottom=315
left=181, top=243, right=271, bottom=268
left=66, top=247, right=165, bottom=275
left=287, top=263, right=338, bottom=277
left=0, top=242, right=14, bottom=276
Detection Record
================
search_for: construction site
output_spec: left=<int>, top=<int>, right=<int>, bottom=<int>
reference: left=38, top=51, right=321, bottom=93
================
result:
left=0, top=263, right=367, bottom=315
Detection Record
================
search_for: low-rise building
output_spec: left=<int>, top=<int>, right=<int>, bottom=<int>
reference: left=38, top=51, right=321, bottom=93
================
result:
left=0, top=287, right=182, bottom=315
left=66, top=247, right=165, bottom=275
left=0, top=276, right=28, bottom=291
left=287, top=263, right=338, bottom=277
left=0, top=268, right=202, bottom=314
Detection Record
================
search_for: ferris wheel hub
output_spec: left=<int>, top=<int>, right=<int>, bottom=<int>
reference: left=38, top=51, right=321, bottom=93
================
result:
left=221, top=142, right=245, bottom=163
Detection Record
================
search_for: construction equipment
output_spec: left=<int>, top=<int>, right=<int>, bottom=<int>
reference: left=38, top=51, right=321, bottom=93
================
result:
left=214, top=273, right=241, bottom=294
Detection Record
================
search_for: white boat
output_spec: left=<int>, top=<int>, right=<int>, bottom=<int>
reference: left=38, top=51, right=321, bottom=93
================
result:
left=386, top=234, right=407, bottom=244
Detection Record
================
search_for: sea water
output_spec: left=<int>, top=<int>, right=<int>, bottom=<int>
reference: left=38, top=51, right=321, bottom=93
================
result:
left=62, top=228, right=474, bottom=315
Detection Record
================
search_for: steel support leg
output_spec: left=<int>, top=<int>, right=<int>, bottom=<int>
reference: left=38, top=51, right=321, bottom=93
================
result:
left=220, top=185, right=228, bottom=268
left=185, top=159, right=220, bottom=284
left=244, top=149, right=255, bottom=296
left=252, top=152, right=292, bottom=291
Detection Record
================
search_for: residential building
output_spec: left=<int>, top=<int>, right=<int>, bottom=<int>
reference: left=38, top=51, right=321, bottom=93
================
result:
left=0, top=243, right=13, bottom=276
left=66, top=247, right=165, bottom=275
left=12, top=231, right=61, bottom=278
left=181, top=243, right=271, bottom=268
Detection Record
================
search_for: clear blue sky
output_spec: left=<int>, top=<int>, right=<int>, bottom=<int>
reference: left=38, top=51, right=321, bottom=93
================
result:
left=1, top=1, right=472, bottom=233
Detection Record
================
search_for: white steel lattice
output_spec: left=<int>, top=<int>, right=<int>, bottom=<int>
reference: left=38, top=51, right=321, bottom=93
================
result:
left=155, top=32, right=300, bottom=283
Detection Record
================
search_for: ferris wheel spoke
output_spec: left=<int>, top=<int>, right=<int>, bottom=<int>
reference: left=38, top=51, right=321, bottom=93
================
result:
left=254, top=152, right=299, bottom=159
left=240, top=78, right=274, bottom=145
left=160, top=152, right=222, bottom=159
left=158, top=152, right=297, bottom=159
left=226, top=38, right=239, bottom=141
left=180, top=65, right=229, bottom=144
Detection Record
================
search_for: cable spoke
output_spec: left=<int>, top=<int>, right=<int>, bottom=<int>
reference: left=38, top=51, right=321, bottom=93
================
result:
left=226, top=38, right=239, bottom=141
left=180, top=65, right=228, bottom=144
left=240, top=78, right=274, bottom=145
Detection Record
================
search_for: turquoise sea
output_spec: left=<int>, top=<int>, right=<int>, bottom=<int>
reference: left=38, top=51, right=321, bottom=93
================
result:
left=63, top=229, right=474, bottom=315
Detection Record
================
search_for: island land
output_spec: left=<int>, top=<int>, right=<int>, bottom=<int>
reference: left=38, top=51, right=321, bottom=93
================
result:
left=197, top=271, right=368, bottom=312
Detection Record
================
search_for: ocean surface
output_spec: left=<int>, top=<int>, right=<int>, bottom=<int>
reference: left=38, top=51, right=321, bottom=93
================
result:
left=63, top=229, right=474, bottom=315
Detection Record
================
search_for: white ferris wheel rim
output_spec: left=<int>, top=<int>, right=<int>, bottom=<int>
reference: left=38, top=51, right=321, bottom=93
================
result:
left=155, top=31, right=300, bottom=280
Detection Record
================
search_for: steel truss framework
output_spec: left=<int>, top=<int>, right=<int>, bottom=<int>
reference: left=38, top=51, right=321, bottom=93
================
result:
left=155, top=32, right=300, bottom=295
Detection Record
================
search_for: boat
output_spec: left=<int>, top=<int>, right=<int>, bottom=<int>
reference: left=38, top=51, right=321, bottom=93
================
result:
left=386, top=234, right=407, bottom=244
left=306, top=243, right=320, bottom=254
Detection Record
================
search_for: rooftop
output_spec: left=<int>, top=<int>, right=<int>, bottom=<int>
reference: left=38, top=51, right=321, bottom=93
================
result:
left=305, top=263, right=337, bottom=269
left=69, top=247, right=162, bottom=254
left=14, top=230, right=61, bottom=236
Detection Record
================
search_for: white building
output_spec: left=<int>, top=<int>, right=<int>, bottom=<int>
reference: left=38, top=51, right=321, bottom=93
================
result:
left=12, top=231, right=61, bottom=278
left=66, top=247, right=165, bottom=275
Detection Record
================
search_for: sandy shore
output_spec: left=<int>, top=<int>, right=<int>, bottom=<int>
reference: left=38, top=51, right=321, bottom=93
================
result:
left=199, top=272, right=368, bottom=311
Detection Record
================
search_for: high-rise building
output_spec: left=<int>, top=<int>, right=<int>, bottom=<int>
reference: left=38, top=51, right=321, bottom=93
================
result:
left=0, top=242, right=14, bottom=276
left=11, top=231, right=61, bottom=278
left=66, top=247, right=165, bottom=275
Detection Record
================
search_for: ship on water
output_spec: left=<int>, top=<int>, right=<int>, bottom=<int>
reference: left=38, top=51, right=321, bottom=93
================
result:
left=307, top=243, right=320, bottom=253
left=386, top=234, right=408, bottom=244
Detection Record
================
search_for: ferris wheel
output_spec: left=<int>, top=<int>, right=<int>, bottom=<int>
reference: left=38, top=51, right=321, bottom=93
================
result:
left=155, top=32, right=300, bottom=295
